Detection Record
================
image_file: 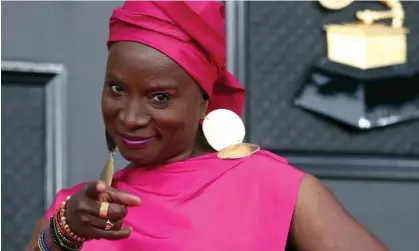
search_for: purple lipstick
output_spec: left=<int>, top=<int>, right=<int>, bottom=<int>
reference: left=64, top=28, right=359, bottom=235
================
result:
left=119, top=134, right=154, bottom=148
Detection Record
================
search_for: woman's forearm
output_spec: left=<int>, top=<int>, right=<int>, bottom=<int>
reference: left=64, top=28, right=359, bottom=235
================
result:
left=27, top=228, right=62, bottom=251
left=43, top=228, right=63, bottom=251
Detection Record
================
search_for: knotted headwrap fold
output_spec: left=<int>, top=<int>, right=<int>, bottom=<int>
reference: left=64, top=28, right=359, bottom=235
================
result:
left=108, top=1, right=245, bottom=117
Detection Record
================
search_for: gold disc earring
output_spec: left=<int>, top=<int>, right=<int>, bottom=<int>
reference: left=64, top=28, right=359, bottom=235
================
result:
left=202, top=109, right=260, bottom=159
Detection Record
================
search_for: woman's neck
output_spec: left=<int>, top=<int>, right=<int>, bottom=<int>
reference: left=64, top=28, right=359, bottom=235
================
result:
left=191, top=129, right=215, bottom=157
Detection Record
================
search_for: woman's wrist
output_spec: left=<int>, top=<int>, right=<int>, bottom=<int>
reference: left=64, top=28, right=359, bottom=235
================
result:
left=40, top=197, right=85, bottom=251
left=39, top=228, right=61, bottom=251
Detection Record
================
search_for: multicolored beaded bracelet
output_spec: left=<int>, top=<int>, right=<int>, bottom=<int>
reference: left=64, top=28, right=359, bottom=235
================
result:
left=37, top=228, right=51, bottom=251
left=48, top=196, right=84, bottom=251
left=58, top=196, right=87, bottom=243
left=50, top=216, right=83, bottom=251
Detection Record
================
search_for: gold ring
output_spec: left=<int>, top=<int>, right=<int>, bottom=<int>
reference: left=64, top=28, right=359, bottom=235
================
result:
left=105, top=219, right=114, bottom=230
left=99, top=202, right=110, bottom=218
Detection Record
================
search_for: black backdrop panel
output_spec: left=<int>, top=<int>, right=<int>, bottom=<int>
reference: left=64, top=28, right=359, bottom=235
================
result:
left=247, top=1, right=419, bottom=156
left=1, top=73, right=49, bottom=251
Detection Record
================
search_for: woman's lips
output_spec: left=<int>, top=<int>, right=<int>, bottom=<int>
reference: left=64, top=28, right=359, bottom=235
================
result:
left=119, top=134, right=155, bottom=148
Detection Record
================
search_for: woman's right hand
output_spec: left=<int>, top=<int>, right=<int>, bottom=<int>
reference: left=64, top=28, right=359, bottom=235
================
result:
left=62, top=180, right=141, bottom=241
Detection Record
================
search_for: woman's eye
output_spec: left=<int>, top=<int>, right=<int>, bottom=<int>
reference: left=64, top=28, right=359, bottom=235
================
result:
left=111, top=84, right=125, bottom=95
left=152, top=93, right=171, bottom=104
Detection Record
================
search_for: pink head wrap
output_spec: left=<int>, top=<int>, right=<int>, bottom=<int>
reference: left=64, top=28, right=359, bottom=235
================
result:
left=108, top=1, right=245, bottom=117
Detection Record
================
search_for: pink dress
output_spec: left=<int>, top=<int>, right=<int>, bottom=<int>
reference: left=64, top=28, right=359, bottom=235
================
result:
left=46, top=150, right=304, bottom=251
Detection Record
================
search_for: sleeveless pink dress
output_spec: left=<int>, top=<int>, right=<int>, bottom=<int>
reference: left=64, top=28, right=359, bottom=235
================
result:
left=46, top=150, right=304, bottom=251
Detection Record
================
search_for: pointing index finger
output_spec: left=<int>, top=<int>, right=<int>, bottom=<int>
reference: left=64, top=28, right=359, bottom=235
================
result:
left=107, top=189, right=141, bottom=207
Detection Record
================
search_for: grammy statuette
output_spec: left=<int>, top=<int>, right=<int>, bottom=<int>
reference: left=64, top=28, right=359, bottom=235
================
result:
left=320, top=0, right=407, bottom=69
left=294, top=0, right=419, bottom=130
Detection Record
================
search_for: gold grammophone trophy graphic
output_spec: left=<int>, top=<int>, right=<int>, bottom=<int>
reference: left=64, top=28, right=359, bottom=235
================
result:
left=294, top=0, right=419, bottom=130
left=322, top=0, right=406, bottom=69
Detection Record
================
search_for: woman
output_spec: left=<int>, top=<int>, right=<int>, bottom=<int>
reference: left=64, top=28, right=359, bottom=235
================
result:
left=27, top=1, right=388, bottom=251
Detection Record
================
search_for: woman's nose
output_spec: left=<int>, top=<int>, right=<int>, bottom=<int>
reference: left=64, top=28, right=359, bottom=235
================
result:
left=120, top=99, right=150, bottom=130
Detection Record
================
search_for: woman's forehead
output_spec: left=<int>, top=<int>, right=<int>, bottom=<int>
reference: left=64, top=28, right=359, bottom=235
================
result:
left=108, top=42, right=178, bottom=72
left=106, top=42, right=194, bottom=86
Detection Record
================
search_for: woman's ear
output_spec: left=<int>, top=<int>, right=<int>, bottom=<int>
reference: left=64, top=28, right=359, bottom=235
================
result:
left=201, top=93, right=209, bottom=119
left=105, top=130, right=116, bottom=152
left=202, top=100, right=209, bottom=119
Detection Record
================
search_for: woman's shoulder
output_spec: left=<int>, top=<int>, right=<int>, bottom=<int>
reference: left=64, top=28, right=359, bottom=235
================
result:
left=238, top=149, right=305, bottom=183
left=239, top=150, right=305, bottom=229
left=245, top=149, right=290, bottom=165
left=243, top=149, right=303, bottom=173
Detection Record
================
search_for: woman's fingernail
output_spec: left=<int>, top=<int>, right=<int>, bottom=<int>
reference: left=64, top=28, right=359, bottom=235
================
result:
left=96, top=182, right=106, bottom=191
left=129, top=195, right=141, bottom=203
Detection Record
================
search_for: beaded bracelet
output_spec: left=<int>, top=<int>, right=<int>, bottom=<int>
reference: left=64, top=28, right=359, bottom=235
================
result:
left=58, top=196, right=87, bottom=243
left=50, top=216, right=82, bottom=251
left=53, top=211, right=77, bottom=247
left=37, top=228, right=51, bottom=251
left=48, top=196, right=84, bottom=251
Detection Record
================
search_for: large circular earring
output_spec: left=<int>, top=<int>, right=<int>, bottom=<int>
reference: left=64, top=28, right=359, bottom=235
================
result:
left=202, top=109, right=260, bottom=159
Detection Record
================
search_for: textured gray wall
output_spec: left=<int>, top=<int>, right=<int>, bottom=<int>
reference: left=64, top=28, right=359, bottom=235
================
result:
left=2, top=1, right=125, bottom=187
left=2, top=2, right=418, bottom=251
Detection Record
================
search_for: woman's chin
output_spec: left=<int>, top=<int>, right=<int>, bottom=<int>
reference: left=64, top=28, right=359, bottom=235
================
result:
left=119, top=147, right=158, bottom=167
